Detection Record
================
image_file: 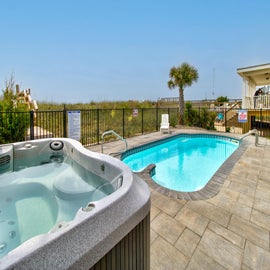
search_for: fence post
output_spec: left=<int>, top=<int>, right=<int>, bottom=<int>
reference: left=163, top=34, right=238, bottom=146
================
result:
left=97, top=109, right=100, bottom=144
left=30, top=110, right=35, bottom=140
left=63, top=105, right=67, bottom=137
left=198, top=107, right=201, bottom=127
left=141, top=108, right=144, bottom=134
left=156, top=106, right=159, bottom=131
left=260, top=108, right=262, bottom=129
left=122, top=109, right=125, bottom=138
left=224, top=107, right=227, bottom=130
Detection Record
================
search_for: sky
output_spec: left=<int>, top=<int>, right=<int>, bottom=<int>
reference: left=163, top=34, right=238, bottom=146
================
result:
left=0, top=0, right=270, bottom=104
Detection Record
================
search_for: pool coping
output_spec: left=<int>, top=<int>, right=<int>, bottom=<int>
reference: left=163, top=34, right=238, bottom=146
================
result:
left=122, top=133, right=250, bottom=200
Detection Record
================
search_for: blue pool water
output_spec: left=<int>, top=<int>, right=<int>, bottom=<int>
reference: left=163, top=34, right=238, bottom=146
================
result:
left=122, top=135, right=239, bottom=192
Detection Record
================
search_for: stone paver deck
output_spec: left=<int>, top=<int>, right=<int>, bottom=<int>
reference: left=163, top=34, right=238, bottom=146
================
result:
left=87, top=128, right=270, bottom=270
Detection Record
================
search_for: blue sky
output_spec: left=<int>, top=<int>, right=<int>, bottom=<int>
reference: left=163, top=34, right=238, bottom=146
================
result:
left=1, top=0, right=269, bottom=103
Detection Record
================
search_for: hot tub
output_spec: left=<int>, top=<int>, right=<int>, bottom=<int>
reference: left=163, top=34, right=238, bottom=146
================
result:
left=0, top=138, right=150, bottom=270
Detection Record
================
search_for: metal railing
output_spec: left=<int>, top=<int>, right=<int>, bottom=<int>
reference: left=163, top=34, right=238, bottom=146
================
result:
left=101, top=130, right=128, bottom=154
left=0, top=107, right=179, bottom=145
left=240, top=129, right=259, bottom=146
left=2, top=107, right=270, bottom=146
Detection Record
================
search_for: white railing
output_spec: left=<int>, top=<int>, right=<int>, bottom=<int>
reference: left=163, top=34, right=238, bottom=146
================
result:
left=246, top=94, right=270, bottom=109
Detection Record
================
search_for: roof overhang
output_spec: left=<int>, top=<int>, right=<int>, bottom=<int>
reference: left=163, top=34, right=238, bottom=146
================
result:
left=237, top=63, right=270, bottom=86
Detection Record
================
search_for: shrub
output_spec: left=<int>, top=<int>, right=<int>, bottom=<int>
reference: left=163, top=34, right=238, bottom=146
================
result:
left=226, top=127, right=230, bottom=132
left=0, top=76, right=30, bottom=144
left=184, top=102, right=199, bottom=126
left=0, top=110, right=30, bottom=144
left=216, top=96, right=229, bottom=103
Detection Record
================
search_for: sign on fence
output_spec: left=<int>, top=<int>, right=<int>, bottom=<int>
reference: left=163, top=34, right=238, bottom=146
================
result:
left=68, top=110, right=81, bottom=140
left=238, top=110, right=248, bottom=123
left=132, top=108, right=138, bottom=117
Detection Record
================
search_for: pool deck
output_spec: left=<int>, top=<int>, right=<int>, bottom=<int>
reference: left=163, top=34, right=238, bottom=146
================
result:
left=87, top=128, right=270, bottom=269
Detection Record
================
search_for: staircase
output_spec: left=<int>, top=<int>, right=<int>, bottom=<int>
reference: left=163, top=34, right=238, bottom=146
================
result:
left=226, top=111, right=241, bottom=127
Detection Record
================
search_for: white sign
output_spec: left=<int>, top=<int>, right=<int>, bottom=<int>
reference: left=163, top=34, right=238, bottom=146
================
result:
left=68, top=110, right=81, bottom=140
left=238, top=110, right=247, bottom=123
left=132, top=108, right=138, bottom=117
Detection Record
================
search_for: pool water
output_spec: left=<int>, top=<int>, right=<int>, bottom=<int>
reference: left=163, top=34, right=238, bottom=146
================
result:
left=122, top=135, right=239, bottom=192
left=0, top=157, right=115, bottom=257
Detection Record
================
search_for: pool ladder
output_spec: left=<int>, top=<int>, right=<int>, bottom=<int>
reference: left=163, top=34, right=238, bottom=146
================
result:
left=101, top=130, right=128, bottom=155
left=240, top=129, right=259, bottom=146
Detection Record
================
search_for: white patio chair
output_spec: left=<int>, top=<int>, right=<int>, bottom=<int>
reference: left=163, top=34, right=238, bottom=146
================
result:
left=160, top=114, right=170, bottom=134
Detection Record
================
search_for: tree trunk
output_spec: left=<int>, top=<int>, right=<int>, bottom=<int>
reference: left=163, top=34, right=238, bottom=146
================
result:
left=178, top=88, right=184, bottom=125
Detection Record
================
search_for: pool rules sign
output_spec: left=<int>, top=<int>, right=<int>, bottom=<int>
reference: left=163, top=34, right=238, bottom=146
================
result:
left=68, top=110, right=81, bottom=140
left=238, top=110, right=248, bottom=123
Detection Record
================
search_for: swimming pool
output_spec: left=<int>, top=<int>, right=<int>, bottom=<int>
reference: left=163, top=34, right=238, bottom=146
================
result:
left=122, top=134, right=240, bottom=192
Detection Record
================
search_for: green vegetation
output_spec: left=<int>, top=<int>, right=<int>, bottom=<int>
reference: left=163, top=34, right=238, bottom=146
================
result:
left=216, top=96, right=229, bottom=103
left=184, top=102, right=216, bottom=130
left=168, top=62, right=199, bottom=125
left=0, top=76, right=30, bottom=144
left=37, top=100, right=157, bottom=111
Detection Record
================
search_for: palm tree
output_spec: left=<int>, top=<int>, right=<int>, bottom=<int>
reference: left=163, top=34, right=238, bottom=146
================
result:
left=168, top=62, right=199, bottom=125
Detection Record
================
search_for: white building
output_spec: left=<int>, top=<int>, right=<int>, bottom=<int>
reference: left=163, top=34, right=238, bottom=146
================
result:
left=237, top=63, right=270, bottom=109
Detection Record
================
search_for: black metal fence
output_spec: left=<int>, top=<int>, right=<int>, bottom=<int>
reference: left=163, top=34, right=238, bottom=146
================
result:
left=1, top=107, right=270, bottom=146
left=0, top=108, right=179, bottom=145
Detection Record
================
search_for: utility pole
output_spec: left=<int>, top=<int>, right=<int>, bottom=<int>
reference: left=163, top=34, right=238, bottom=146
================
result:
left=212, top=68, right=215, bottom=99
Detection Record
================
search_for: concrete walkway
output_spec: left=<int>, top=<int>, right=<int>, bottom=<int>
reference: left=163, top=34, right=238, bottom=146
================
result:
left=87, top=129, right=270, bottom=270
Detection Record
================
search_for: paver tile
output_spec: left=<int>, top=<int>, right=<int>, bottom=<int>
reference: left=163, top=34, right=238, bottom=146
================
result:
left=253, top=197, right=270, bottom=215
left=229, top=215, right=269, bottom=249
left=186, top=200, right=231, bottom=226
left=208, top=221, right=245, bottom=248
left=229, top=173, right=258, bottom=188
left=259, top=170, right=270, bottom=182
left=243, top=241, right=270, bottom=269
left=229, top=166, right=247, bottom=178
left=257, top=179, right=270, bottom=191
left=151, top=237, right=188, bottom=270
left=151, top=190, right=185, bottom=217
left=256, top=181, right=270, bottom=203
left=186, top=248, right=226, bottom=270
left=227, top=181, right=256, bottom=197
left=219, top=187, right=240, bottom=201
left=175, top=228, right=200, bottom=258
left=198, top=229, right=242, bottom=269
left=255, top=188, right=270, bottom=203
left=151, top=212, right=185, bottom=245
left=150, top=228, right=158, bottom=244
left=250, top=208, right=270, bottom=231
left=238, top=193, right=254, bottom=208
left=150, top=205, right=160, bottom=221
left=241, top=264, right=253, bottom=270
left=229, top=201, right=252, bottom=220
left=174, top=206, right=209, bottom=236
left=207, top=188, right=237, bottom=210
